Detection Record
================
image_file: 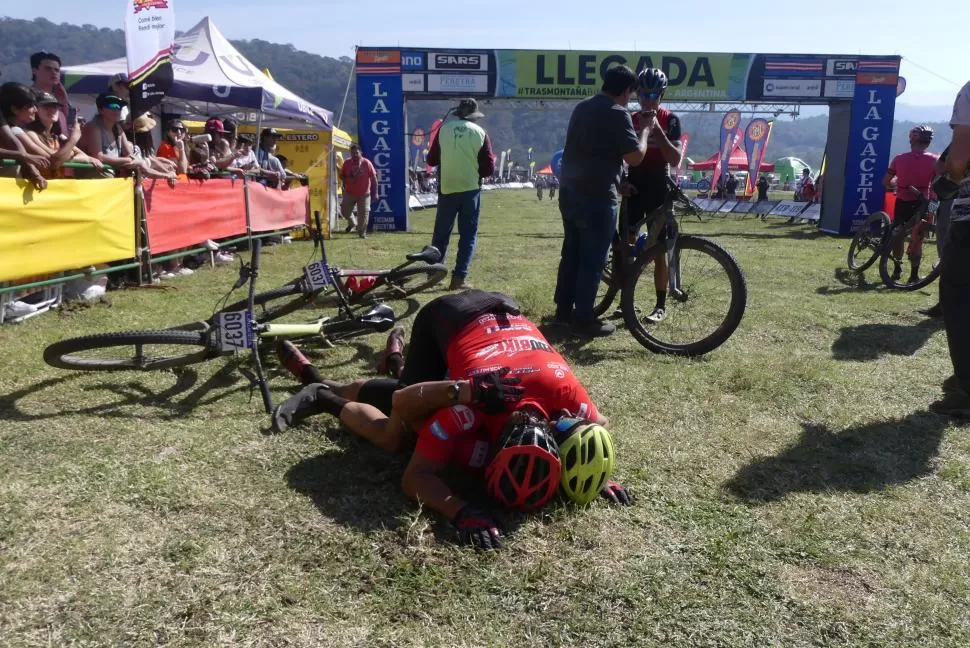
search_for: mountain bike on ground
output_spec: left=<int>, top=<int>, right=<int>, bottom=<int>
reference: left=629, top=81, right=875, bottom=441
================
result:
left=219, top=212, right=448, bottom=322
left=846, top=187, right=940, bottom=290
left=594, top=178, right=747, bottom=357
left=43, top=232, right=397, bottom=411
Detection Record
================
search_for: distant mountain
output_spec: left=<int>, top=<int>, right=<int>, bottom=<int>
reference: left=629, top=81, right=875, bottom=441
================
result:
left=0, top=16, right=952, bottom=171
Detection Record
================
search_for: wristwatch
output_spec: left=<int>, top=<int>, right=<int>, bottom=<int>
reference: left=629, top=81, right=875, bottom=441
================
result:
left=446, top=382, right=462, bottom=403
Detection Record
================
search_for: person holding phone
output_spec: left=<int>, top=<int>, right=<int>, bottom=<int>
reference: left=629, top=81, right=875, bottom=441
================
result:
left=24, top=91, right=102, bottom=178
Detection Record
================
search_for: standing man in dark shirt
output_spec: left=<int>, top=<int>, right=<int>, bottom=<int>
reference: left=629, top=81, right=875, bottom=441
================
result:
left=756, top=175, right=769, bottom=201
left=554, top=65, right=650, bottom=337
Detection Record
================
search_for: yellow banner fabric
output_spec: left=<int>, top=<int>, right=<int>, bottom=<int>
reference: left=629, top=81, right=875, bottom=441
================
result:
left=0, top=177, right=135, bottom=282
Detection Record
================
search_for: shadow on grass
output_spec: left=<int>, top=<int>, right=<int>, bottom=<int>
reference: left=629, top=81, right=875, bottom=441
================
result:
left=285, top=435, right=528, bottom=540
left=832, top=318, right=944, bottom=361
left=816, top=267, right=886, bottom=295
left=0, top=360, right=255, bottom=423
left=724, top=412, right=952, bottom=503
left=701, top=227, right=826, bottom=242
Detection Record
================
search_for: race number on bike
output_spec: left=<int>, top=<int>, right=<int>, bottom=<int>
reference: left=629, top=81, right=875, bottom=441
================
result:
left=214, top=311, right=254, bottom=353
left=303, top=261, right=334, bottom=292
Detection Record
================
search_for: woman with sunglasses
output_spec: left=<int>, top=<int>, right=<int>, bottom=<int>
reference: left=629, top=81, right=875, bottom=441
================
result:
left=24, top=91, right=103, bottom=179
left=156, top=119, right=188, bottom=175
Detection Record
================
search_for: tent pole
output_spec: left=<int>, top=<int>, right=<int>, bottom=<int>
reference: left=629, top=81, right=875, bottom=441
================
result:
left=337, top=49, right=356, bottom=130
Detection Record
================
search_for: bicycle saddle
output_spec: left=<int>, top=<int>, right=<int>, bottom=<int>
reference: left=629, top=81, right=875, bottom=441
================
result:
left=406, top=245, right=442, bottom=264
left=362, top=303, right=395, bottom=322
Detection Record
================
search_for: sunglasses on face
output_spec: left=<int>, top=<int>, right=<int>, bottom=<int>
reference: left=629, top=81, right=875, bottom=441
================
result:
left=170, top=127, right=186, bottom=132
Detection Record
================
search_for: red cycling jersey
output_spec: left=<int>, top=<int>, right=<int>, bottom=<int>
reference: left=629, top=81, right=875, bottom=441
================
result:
left=414, top=312, right=600, bottom=468
left=888, top=151, right=939, bottom=202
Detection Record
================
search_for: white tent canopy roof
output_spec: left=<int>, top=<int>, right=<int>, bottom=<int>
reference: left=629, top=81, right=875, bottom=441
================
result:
left=62, top=17, right=332, bottom=130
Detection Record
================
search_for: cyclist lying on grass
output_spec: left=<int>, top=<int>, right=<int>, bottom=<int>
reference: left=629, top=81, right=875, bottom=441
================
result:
left=272, top=290, right=631, bottom=550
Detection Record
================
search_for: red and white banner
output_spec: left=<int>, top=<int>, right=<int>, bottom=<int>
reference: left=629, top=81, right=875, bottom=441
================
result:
left=124, top=0, right=175, bottom=116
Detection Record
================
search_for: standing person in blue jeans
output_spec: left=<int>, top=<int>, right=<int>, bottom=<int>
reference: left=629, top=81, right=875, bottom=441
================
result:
left=553, top=65, right=651, bottom=337
left=427, top=98, right=496, bottom=290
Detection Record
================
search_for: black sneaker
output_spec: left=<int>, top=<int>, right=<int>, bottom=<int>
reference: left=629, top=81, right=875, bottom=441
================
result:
left=929, top=389, right=970, bottom=417
left=918, top=303, right=943, bottom=318
left=570, top=319, right=616, bottom=337
left=891, top=261, right=902, bottom=281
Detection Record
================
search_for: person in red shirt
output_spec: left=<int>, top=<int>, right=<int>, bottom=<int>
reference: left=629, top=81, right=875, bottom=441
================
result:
left=883, top=125, right=939, bottom=280
left=155, top=119, right=189, bottom=176
left=271, top=290, right=631, bottom=549
left=340, top=144, right=379, bottom=238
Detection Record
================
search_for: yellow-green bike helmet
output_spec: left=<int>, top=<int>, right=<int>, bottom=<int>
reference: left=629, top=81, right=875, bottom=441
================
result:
left=554, top=418, right=615, bottom=505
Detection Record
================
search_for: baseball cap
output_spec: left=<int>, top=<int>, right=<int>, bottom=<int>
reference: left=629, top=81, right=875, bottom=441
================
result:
left=109, top=72, right=129, bottom=87
left=96, top=93, right=127, bottom=110
left=261, top=127, right=281, bottom=138
left=35, top=91, right=60, bottom=107
left=205, top=117, right=228, bottom=133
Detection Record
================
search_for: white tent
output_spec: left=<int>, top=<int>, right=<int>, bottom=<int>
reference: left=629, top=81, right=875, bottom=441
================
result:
left=61, top=17, right=332, bottom=130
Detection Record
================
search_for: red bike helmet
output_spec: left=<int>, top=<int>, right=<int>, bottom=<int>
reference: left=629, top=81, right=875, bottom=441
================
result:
left=485, top=418, right=561, bottom=512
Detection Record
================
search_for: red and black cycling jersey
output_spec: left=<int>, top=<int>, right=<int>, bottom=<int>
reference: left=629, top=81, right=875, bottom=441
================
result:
left=626, top=108, right=682, bottom=216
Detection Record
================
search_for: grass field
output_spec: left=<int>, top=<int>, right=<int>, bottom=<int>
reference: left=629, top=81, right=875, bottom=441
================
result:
left=1, top=190, right=967, bottom=647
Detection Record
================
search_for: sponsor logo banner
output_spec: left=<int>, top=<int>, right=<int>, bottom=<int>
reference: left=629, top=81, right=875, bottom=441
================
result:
left=762, top=78, right=822, bottom=98
left=402, top=73, right=425, bottom=92
left=428, top=52, right=489, bottom=71
left=124, top=0, right=175, bottom=115
left=401, top=51, right=425, bottom=71
left=824, top=79, right=856, bottom=98
left=711, top=110, right=741, bottom=191
left=827, top=59, right=858, bottom=76
left=743, top=118, right=773, bottom=194
left=496, top=50, right=751, bottom=100
left=426, top=74, right=489, bottom=94
left=356, top=74, right=407, bottom=231
left=840, top=77, right=897, bottom=234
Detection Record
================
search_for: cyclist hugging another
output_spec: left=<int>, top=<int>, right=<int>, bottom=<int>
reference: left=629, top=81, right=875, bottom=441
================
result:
left=271, top=290, right=631, bottom=550
left=622, top=68, right=684, bottom=324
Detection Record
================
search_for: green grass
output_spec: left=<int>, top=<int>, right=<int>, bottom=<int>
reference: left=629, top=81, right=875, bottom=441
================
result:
left=2, top=191, right=968, bottom=647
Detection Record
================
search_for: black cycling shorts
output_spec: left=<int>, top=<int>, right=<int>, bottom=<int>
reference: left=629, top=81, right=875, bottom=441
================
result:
left=894, top=199, right=921, bottom=226
left=356, top=378, right=403, bottom=416
left=399, top=290, right=521, bottom=386
left=623, top=191, right=667, bottom=240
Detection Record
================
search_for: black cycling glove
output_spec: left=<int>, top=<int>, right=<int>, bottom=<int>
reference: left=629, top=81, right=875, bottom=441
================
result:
left=471, top=367, right=525, bottom=415
left=452, top=505, right=503, bottom=550
left=600, top=480, right=633, bottom=506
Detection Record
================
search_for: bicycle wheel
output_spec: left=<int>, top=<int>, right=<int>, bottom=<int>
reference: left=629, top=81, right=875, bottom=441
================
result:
left=316, top=264, right=448, bottom=307
left=44, top=329, right=215, bottom=371
left=847, top=211, right=891, bottom=272
left=878, top=221, right=942, bottom=290
left=220, top=277, right=309, bottom=322
left=621, top=235, right=747, bottom=357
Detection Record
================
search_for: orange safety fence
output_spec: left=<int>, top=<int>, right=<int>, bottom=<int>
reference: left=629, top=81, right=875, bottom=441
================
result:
left=143, top=178, right=248, bottom=255
left=248, top=184, right=310, bottom=232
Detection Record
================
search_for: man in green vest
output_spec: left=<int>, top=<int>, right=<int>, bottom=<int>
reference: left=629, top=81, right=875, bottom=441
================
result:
left=427, top=98, right=496, bottom=290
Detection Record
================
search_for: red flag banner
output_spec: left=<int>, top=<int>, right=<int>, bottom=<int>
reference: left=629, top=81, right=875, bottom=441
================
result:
left=125, top=0, right=175, bottom=117
left=743, top=119, right=773, bottom=195
left=710, top=110, right=741, bottom=192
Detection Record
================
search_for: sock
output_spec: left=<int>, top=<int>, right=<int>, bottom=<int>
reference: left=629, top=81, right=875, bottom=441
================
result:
left=655, top=290, right=667, bottom=311
left=278, top=340, right=312, bottom=380
left=314, top=386, right=349, bottom=418
left=300, top=365, right=325, bottom=386
left=386, top=353, right=404, bottom=379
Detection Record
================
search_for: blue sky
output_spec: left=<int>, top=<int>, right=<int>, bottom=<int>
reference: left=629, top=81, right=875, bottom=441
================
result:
left=3, top=1, right=966, bottom=106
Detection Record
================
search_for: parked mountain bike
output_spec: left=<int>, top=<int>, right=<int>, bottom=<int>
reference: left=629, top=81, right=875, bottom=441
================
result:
left=594, top=178, right=747, bottom=357
left=846, top=187, right=940, bottom=290
left=43, top=236, right=396, bottom=409
left=219, top=213, right=447, bottom=322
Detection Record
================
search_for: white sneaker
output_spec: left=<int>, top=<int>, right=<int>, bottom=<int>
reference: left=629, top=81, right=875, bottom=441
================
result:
left=176, top=267, right=194, bottom=276
left=80, top=284, right=106, bottom=300
left=204, top=239, right=220, bottom=251
left=215, top=252, right=234, bottom=264
left=159, top=271, right=177, bottom=280
left=4, top=300, right=37, bottom=318
left=281, top=235, right=293, bottom=244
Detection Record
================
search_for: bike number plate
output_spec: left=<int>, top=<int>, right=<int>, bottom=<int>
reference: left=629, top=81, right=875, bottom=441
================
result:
left=303, top=261, right=334, bottom=292
left=214, top=310, right=253, bottom=353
